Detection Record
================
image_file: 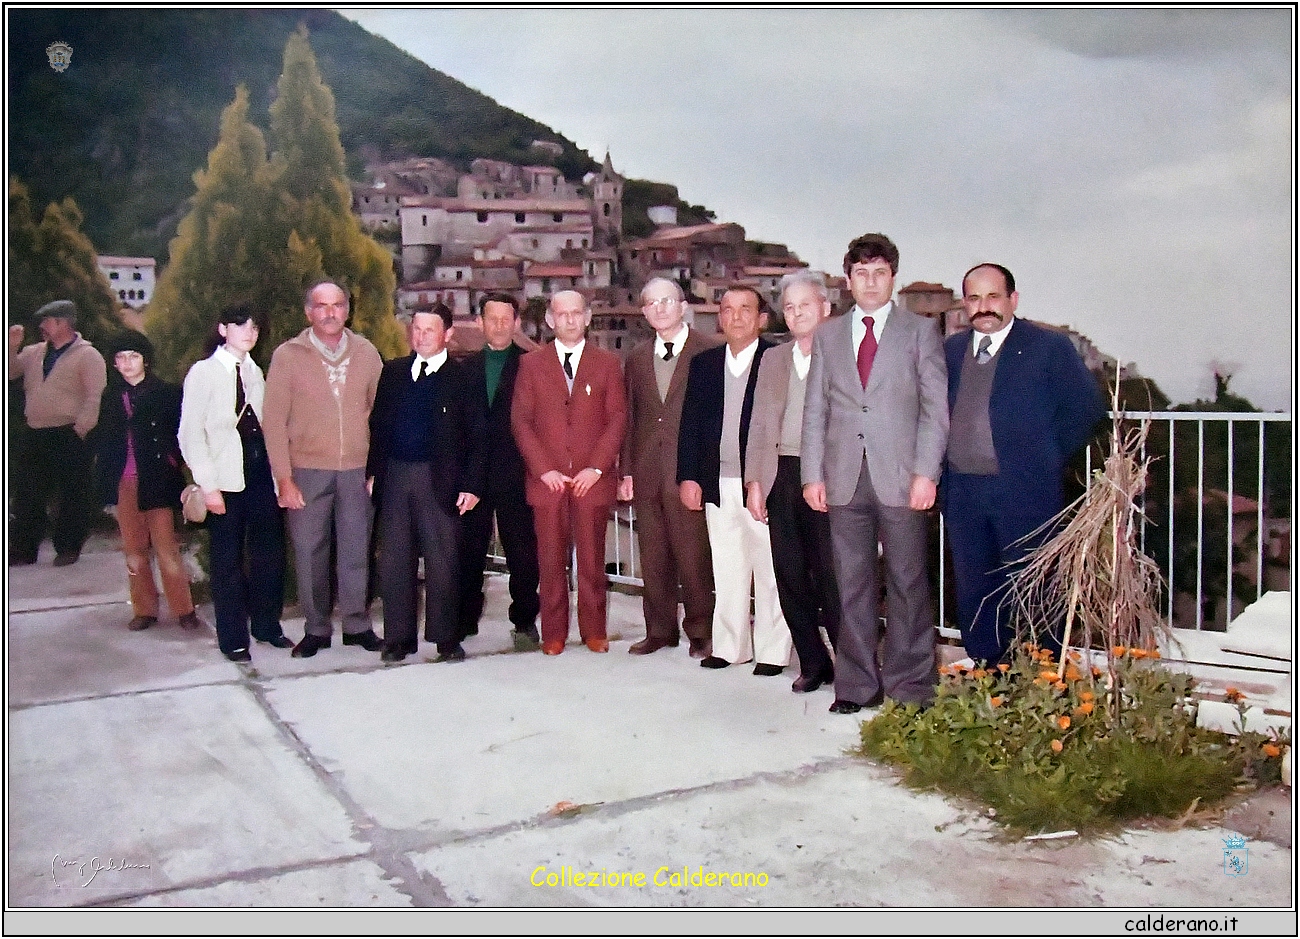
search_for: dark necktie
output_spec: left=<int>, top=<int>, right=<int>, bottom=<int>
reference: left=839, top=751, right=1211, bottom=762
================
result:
left=235, top=362, right=246, bottom=414
left=857, top=316, right=877, bottom=389
left=976, top=336, right=993, bottom=365
left=417, top=359, right=429, bottom=380
left=663, top=341, right=675, bottom=361
left=563, top=352, right=574, bottom=380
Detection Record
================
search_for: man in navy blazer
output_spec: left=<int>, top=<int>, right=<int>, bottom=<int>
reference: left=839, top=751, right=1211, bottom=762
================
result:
left=943, top=263, right=1106, bottom=663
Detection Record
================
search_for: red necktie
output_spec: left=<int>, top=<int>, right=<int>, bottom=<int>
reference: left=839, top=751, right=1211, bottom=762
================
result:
left=857, top=316, right=877, bottom=389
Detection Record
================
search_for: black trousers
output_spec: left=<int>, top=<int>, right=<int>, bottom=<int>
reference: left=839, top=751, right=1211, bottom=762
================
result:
left=207, top=433, right=287, bottom=654
left=378, top=461, right=460, bottom=651
left=457, top=482, right=540, bottom=638
left=10, top=424, right=92, bottom=560
left=768, top=455, right=840, bottom=677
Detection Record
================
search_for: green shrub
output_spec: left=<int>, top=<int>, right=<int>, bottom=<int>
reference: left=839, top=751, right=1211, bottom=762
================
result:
left=857, top=644, right=1288, bottom=835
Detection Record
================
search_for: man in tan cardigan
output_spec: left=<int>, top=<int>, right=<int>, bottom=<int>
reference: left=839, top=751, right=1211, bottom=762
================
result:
left=8, top=300, right=106, bottom=566
left=262, top=281, right=384, bottom=657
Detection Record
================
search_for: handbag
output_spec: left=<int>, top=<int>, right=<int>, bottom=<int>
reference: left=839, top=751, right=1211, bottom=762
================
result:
left=181, top=483, right=208, bottom=524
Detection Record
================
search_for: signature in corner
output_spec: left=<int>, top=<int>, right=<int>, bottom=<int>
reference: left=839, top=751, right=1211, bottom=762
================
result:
left=50, top=853, right=151, bottom=887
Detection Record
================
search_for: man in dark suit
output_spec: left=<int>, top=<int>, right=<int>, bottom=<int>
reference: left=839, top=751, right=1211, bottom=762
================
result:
left=618, top=277, right=718, bottom=659
left=943, top=263, right=1106, bottom=663
left=367, top=304, right=486, bottom=663
left=456, top=292, right=541, bottom=652
left=511, top=290, right=626, bottom=655
left=802, top=233, right=949, bottom=714
left=678, top=285, right=791, bottom=676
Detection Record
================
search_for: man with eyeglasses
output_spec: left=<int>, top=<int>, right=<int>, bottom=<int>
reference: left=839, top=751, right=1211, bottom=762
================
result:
left=618, top=278, right=720, bottom=658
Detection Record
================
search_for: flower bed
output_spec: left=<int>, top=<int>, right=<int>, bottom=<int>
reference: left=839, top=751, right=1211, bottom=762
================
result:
left=857, top=644, right=1288, bottom=835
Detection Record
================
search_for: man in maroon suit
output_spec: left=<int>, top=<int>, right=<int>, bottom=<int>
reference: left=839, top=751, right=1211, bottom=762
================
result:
left=511, top=290, right=627, bottom=654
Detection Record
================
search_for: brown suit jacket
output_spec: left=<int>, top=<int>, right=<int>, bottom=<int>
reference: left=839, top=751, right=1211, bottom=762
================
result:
left=511, top=342, right=627, bottom=506
left=743, top=339, right=799, bottom=503
left=620, top=327, right=719, bottom=498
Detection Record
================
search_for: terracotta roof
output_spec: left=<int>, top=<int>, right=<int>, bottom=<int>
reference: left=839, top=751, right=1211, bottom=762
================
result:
left=525, top=264, right=584, bottom=278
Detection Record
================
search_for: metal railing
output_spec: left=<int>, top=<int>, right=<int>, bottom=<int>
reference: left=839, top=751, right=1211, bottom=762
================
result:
left=491, top=410, right=1292, bottom=636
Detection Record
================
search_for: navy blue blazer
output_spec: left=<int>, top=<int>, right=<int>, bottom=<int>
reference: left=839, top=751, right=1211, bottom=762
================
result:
left=942, top=318, right=1105, bottom=517
left=463, top=343, right=528, bottom=498
left=677, top=338, right=773, bottom=507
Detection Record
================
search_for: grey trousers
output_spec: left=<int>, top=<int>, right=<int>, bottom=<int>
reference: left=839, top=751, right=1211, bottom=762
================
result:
left=826, top=457, right=937, bottom=706
left=286, top=467, right=374, bottom=637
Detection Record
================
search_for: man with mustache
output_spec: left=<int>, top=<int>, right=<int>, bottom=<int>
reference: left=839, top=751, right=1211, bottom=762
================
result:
left=942, top=263, right=1105, bottom=663
left=263, top=280, right=385, bottom=657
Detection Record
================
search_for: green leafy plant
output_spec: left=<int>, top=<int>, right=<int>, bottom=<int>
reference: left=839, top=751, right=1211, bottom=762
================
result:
left=858, top=645, right=1288, bottom=835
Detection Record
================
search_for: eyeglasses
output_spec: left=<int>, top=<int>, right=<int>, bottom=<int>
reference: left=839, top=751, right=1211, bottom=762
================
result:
left=642, top=297, right=679, bottom=310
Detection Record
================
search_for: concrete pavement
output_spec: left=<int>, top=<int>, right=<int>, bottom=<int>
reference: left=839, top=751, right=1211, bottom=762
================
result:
left=5, top=541, right=1294, bottom=925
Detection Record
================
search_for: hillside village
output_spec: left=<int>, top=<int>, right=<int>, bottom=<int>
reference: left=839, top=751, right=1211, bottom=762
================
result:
left=100, top=146, right=1124, bottom=375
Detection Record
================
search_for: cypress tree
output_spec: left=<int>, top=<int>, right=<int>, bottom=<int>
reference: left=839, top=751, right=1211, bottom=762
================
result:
left=8, top=177, right=119, bottom=348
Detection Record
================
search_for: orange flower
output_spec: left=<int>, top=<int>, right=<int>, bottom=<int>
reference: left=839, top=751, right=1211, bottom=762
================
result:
left=990, top=696, right=1003, bottom=708
left=1064, top=666, right=1083, bottom=682
left=1225, top=687, right=1245, bottom=703
left=1079, top=691, right=1095, bottom=702
left=972, top=668, right=987, bottom=679
left=1074, top=702, right=1095, bottom=717
left=1051, top=739, right=1064, bottom=753
left=1262, top=744, right=1282, bottom=758
left=1150, top=650, right=1161, bottom=659
left=1039, top=669, right=1059, bottom=681
left=1067, top=651, right=1082, bottom=662
left=1111, top=645, right=1127, bottom=657
left=1092, top=667, right=1103, bottom=677
left=1053, top=681, right=1068, bottom=692
left=1058, top=715, right=1071, bottom=730
left=997, top=663, right=1010, bottom=673
left=1130, top=648, right=1148, bottom=659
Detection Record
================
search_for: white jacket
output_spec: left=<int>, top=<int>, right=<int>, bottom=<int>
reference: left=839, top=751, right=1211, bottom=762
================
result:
left=178, top=350, right=266, bottom=494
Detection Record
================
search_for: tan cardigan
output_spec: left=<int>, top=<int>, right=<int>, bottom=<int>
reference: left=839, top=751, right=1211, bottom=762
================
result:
left=9, top=334, right=106, bottom=437
left=260, top=328, right=382, bottom=483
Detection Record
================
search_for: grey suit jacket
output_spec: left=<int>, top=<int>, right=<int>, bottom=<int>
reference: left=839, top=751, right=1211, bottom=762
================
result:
left=743, top=339, right=797, bottom=502
left=801, top=302, right=948, bottom=507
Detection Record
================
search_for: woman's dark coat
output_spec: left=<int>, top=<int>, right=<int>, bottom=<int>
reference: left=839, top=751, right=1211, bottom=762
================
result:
left=93, top=373, right=186, bottom=511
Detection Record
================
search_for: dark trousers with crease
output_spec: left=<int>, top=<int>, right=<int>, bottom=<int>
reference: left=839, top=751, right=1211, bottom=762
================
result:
left=10, top=424, right=92, bottom=560
left=207, top=433, right=286, bottom=654
left=768, top=455, right=839, bottom=678
left=378, top=460, right=459, bottom=652
left=457, top=482, right=540, bottom=639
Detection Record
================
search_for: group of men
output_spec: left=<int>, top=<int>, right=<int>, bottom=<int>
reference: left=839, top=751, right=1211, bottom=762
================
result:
left=9, top=231, right=1104, bottom=710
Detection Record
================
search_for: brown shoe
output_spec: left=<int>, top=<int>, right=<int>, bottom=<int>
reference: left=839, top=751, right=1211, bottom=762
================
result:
left=688, top=637, right=712, bottom=659
left=127, top=615, right=158, bottom=632
left=629, top=636, right=678, bottom=655
left=585, top=638, right=610, bottom=653
left=541, top=640, right=565, bottom=656
left=177, top=612, right=205, bottom=630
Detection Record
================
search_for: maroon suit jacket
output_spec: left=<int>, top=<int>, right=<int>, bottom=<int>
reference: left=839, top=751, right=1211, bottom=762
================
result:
left=511, top=341, right=627, bottom=506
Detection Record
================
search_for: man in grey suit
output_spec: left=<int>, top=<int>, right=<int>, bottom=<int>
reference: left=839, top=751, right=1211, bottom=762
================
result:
left=802, top=233, right=948, bottom=713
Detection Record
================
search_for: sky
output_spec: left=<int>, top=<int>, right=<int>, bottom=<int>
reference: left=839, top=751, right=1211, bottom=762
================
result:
left=340, top=7, right=1294, bottom=411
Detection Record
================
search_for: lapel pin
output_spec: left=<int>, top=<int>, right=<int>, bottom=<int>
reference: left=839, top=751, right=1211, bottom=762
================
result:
left=585, top=383, right=591, bottom=395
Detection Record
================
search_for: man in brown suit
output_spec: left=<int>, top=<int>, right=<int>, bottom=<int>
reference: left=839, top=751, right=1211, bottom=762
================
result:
left=512, top=290, right=627, bottom=655
left=618, top=277, right=717, bottom=658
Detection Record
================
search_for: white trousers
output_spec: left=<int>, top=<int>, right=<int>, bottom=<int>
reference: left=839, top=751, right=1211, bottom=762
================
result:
left=704, top=477, right=792, bottom=667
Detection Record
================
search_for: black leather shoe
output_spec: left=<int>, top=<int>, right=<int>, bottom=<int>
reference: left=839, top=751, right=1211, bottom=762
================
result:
left=291, top=634, right=332, bottom=658
left=128, top=615, right=158, bottom=632
left=342, top=629, right=382, bottom=651
left=380, top=645, right=408, bottom=663
left=224, top=648, right=252, bottom=663
left=864, top=690, right=886, bottom=708
left=513, top=627, right=541, bottom=652
left=629, top=636, right=679, bottom=655
left=700, top=655, right=730, bottom=669
left=435, top=644, right=466, bottom=663
left=792, top=667, right=834, bottom=694
left=829, top=699, right=863, bottom=714
left=753, top=663, right=785, bottom=677
left=257, top=635, right=294, bottom=649
left=52, top=551, right=80, bottom=567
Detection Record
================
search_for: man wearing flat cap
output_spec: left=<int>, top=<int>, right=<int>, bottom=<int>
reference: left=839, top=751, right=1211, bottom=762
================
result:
left=8, top=300, right=108, bottom=566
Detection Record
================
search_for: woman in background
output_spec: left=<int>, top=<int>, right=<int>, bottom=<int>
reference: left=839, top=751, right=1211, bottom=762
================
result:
left=94, top=330, right=202, bottom=632
left=178, top=305, right=291, bottom=662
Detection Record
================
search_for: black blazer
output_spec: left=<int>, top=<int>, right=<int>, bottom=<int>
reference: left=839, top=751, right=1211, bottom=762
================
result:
left=677, top=338, right=773, bottom=507
left=367, top=354, right=487, bottom=512
left=463, top=343, right=528, bottom=497
left=93, top=373, right=186, bottom=511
